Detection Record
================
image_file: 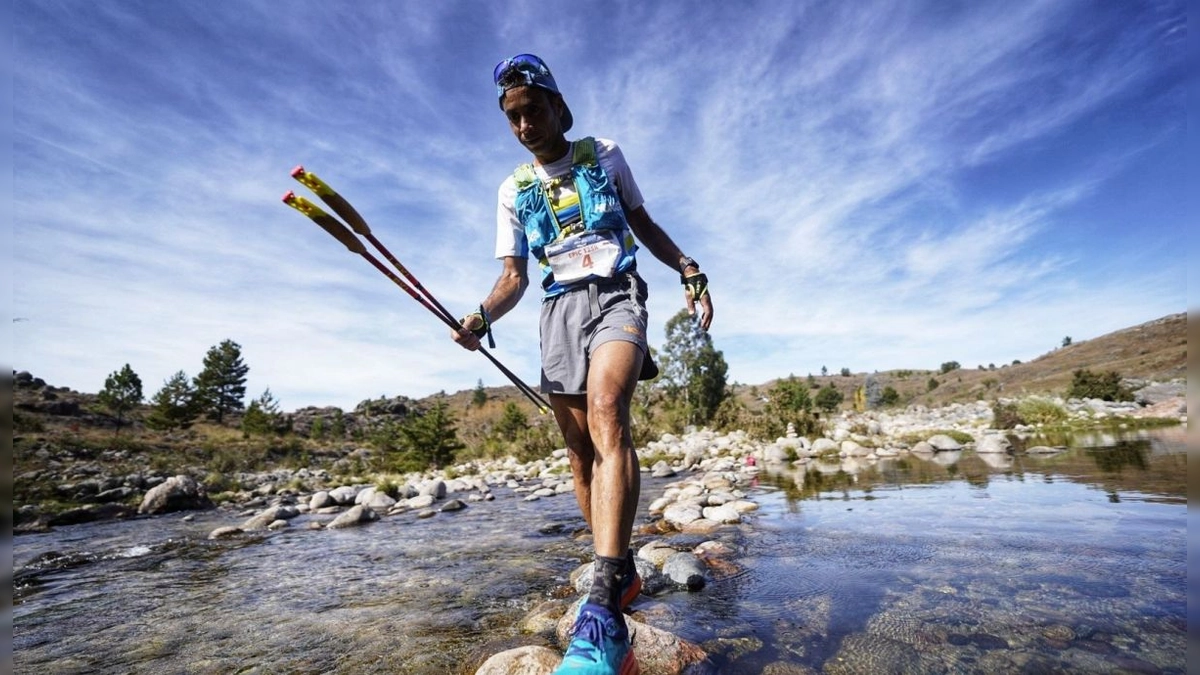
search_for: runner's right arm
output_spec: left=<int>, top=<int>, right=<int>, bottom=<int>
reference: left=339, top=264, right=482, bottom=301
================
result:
left=452, top=255, right=529, bottom=351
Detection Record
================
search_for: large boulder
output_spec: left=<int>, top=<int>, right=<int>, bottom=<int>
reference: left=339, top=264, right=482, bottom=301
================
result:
left=138, top=475, right=213, bottom=515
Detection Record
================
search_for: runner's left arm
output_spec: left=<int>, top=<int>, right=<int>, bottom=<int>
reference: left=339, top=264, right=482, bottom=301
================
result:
left=626, top=206, right=713, bottom=331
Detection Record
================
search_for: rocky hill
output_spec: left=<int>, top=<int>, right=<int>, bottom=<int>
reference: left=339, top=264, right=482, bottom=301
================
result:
left=13, top=313, right=1186, bottom=439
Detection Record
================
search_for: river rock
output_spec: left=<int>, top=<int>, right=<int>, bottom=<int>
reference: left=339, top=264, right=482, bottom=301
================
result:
left=326, top=504, right=378, bottom=529
left=701, top=505, right=741, bottom=524
left=309, top=491, right=334, bottom=510
left=366, top=491, right=397, bottom=510
left=328, top=485, right=359, bottom=505
left=240, top=505, right=299, bottom=530
left=1134, top=381, right=1185, bottom=406
left=474, top=645, right=560, bottom=675
left=663, top=552, right=706, bottom=590
left=926, top=434, right=963, bottom=451
left=975, top=435, right=1011, bottom=454
left=138, top=475, right=213, bottom=515
left=519, top=598, right=573, bottom=636
left=208, top=526, right=243, bottom=539
left=811, top=438, right=839, bottom=455
left=407, top=494, right=436, bottom=509
left=440, top=498, right=467, bottom=512
left=662, top=503, right=703, bottom=529
left=554, top=607, right=711, bottom=674
left=420, top=479, right=447, bottom=499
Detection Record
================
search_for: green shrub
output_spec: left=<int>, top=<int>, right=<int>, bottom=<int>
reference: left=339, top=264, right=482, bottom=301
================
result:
left=1067, top=369, right=1133, bottom=402
left=1016, top=397, right=1068, bottom=425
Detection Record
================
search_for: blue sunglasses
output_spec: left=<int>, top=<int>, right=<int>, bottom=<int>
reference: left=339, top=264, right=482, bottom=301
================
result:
left=494, top=53, right=561, bottom=98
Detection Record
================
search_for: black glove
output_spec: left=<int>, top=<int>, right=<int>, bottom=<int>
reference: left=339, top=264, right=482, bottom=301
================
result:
left=681, top=272, right=709, bottom=301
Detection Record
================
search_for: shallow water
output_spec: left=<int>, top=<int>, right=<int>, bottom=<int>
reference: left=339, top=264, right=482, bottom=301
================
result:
left=14, top=427, right=1186, bottom=674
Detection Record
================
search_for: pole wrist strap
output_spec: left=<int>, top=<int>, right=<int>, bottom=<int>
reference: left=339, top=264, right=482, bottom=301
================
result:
left=463, top=304, right=495, bottom=348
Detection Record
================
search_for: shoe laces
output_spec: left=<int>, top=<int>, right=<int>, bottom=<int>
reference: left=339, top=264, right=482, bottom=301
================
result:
left=565, top=609, right=618, bottom=661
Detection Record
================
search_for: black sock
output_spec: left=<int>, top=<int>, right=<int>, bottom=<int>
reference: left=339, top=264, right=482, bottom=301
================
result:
left=587, top=555, right=627, bottom=612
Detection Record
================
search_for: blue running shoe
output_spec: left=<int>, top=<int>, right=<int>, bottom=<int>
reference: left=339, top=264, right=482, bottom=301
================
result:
left=554, top=603, right=639, bottom=675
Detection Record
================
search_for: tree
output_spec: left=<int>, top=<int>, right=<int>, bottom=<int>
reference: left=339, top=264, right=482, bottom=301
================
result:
left=398, top=400, right=464, bottom=469
left=880, top=386, right=900, bottom=407
left=763, top=376, right=817, bottom=437
left=146, top=370, right=199, bottom=431
left=940, top=361, right=961, bottom=374
left=194, top=339, right=249, bottom=424
left=659, top=309, right=729, bottom=426
left=820, top=366, right=828, bottom=377
left=494, top=401, right=529, bottom=442
left=840, top=367, right=851, bottom=377
left=241, top=388, right=282, bottom=436
left=472, top=379, right=488, bottom=407
left=1062, top=336, right=1073, bottom=347
left=814, top=384, right=843, bottom=412
left=1067, top=369, right=1133, bottom=402
left=97, top=364, right=143, bottom=433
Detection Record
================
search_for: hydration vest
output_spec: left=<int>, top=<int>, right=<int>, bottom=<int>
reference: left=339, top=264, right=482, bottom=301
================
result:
left=513, top=137, right=638, bottom=296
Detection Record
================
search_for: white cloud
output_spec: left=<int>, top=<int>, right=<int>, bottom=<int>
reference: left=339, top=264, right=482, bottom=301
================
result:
left=12, top=0, right=1187, bottom=408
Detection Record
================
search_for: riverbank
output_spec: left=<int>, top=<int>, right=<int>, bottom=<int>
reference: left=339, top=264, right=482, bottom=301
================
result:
left=14, top=417, right=1186, bottom=674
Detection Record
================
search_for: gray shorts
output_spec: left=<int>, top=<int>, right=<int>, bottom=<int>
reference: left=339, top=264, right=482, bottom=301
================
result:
left=539, top=273, right=650, bottom=395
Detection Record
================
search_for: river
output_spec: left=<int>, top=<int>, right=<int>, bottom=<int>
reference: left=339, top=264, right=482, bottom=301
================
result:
left=13, top=426, right=1186, bottom=674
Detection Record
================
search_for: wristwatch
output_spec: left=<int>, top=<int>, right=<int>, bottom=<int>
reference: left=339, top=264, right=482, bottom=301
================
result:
left=678, top=256, right=700, bottom=273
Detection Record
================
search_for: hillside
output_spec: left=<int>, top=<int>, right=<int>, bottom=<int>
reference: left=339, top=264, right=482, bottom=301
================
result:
left=13, top=313, right=1186, bottom=442
left=712, top=313, right=1185, bottom=413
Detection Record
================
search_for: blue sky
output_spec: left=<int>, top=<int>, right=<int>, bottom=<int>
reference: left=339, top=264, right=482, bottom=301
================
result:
left=9, top=1, right=1188, bottom=411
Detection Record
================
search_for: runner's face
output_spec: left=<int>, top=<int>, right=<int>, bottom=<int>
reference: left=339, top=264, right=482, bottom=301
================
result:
left=501, top=86, right=567, bottom=162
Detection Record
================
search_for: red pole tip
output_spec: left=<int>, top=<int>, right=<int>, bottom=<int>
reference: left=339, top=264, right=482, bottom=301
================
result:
left=290, top=165, right=306, bottom=178
left=281, top=191, right=296, bottom=202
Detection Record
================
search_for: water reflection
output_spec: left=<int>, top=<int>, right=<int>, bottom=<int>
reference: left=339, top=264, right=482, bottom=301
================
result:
left=762, top=427, right=1186, bottom=506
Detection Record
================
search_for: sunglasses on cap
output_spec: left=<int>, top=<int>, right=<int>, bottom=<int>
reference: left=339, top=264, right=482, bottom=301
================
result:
left=494, top=53, right=561, bottom=99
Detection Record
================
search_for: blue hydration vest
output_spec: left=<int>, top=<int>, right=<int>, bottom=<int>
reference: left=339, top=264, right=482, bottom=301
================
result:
left=513, top=137, right=638, bottom=297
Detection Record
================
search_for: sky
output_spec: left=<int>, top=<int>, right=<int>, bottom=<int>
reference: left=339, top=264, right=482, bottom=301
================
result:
left=8, top=0, right=1190, bottom=412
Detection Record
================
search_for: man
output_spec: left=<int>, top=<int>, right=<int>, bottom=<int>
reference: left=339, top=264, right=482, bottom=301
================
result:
left=452, top=53, right=713, bottom=675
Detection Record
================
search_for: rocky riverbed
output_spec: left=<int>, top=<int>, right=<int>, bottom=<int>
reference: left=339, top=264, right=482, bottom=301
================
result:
left=29, top=389, right=1168, bottom=674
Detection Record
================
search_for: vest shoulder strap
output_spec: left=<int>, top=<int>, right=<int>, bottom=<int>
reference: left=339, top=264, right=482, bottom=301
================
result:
left=512, top=137, right=597, bottom=189
left=572, top=136, right=597, bottom=166
left=513, top=163, right=538, bottom=190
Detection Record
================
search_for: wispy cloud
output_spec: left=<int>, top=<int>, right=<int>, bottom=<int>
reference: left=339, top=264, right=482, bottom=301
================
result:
left=12, top=0, right=1187, bottom=409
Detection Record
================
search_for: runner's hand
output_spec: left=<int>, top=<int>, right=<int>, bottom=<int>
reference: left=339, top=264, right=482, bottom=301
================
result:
left=452, top=315, right=483, bottom=351
left=683, top=272, right=713, bottom=331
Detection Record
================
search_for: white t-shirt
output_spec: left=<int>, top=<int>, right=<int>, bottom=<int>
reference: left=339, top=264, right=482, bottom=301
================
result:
left=494, top=138, right=645, bottom=259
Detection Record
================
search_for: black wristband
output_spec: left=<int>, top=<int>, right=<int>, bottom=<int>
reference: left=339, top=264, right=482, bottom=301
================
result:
left=462, top=305, right=495, bottom=348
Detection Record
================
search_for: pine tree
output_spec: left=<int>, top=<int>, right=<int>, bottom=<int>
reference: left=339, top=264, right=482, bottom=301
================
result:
left=472, top=379, right=488, bottom=407
left=815, top=384, right=844, bottom=413
left=193, top=339, right=249, bottom=424
left=241, top=388, right=281, bottom=436
left=146, top=370, right=199, bottom=430
left=399, top=401, right=464, bottom=469
left=97, top=363, right=143, bottom=433
left=494, top=401, right=529, bottom=442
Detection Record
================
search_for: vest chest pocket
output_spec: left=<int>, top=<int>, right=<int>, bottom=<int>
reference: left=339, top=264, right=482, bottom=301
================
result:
left=543, top=229, right=624, bottom=285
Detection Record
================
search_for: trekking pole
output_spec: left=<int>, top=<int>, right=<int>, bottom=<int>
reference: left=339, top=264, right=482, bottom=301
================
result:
left=281, top=191, right=552, bottom=414
left=291, top=166, right=459, bottom=326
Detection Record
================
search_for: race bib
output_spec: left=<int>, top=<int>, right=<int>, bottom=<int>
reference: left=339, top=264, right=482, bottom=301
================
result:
left=544, top=230, right=623, bottom=285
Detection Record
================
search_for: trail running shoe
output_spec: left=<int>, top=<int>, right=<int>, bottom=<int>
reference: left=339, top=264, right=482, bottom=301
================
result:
left=619, top=555, right=642, bottom=610
left=554, top=603, right=639, bottom=675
